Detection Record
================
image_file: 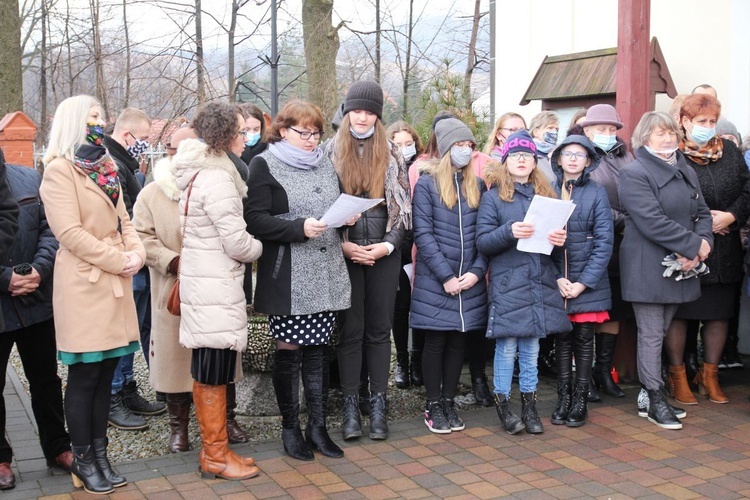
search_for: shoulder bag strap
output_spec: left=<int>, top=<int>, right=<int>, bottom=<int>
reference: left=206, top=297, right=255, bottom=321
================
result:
left=177, top=171, right=201, bottom=280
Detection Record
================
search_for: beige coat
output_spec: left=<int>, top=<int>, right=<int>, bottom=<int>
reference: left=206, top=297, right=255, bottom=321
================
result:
left=40, top=157, right=146, bottom=353
left=173, top=139, right=263, bottom=351
left=133, top=156, right=192, bottom=392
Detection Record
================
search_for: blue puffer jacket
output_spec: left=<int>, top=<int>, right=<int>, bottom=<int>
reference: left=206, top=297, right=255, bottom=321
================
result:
left=476, top=182, right=571, bottom=338
left=0, top=165, right=58, bottom=331
left=550, top=135, right=614, bottom=315
left=410, top=170, right=488, bottom=332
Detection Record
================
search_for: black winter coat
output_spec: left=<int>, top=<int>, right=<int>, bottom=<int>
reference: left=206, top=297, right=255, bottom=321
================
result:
left=0, top=165, right=57, bottom=331
left=240, top=142, right=268, bottom=167
left=618, top=149, right=713, bottom=304
left=551, top=137, right=614, bottom=315
left=683, top=139, right=750, bottom=284
left=103, top=135, right=141, bottom=218
left=0, top=157, right=20, bottom=333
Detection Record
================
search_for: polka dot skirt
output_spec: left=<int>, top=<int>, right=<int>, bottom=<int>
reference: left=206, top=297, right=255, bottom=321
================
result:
left=269, top=311, right=335, bottom=346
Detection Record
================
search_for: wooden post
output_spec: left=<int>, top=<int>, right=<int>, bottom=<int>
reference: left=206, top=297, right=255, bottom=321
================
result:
left=615, top=0, right=650, bottom=149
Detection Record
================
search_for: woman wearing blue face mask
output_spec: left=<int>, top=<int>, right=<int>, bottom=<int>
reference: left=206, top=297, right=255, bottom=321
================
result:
left=578, top=104, right=635, bottom=401
left=239, top=103, right=268, bottom=166
left=410, top=118, right=487, bottom=433
left=528, top=111, right=559, bottom=185
left=664, top=94, right=750, bottom=406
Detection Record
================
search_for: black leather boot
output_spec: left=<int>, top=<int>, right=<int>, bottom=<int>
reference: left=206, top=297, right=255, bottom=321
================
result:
left=684, top=351, right=700, bottom=381
left=587, top=384, right=602, bottom=402
left=520, top=392, right=544, bottom=434
left=647, top=388, right=682, bottom=430
left=566, top=384, right=588, bottom=427
left=551, top=382, right=571, bottom=425
left=122, top=381, right=167, bottom=416
left=369, top=392, right=389, bottom=440
left=272, top=349, right=313, bottom=461
left=470, top=372, right=493, bottom=407
left=302, top=346, right=343, bottom=458
left=394, top=352, right=410, bottom=389
left=342, top=394, right=362, bottom=440
left=91, top=438, right=127, bottom=487
left=551, top=330, right=572, bottom=424
left=493, top=393, right=524, bottom=435
left=70, top=445, right=114, bottom=495
left=226, top=383, right=249, bottom=444
left=592, top=333, right=625, bottom=398
left=410, top=351, right=424, bottom=386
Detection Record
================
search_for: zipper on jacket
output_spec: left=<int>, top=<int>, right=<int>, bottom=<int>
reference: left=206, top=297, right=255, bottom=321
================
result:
left=455, top=172, right=465, bottom=332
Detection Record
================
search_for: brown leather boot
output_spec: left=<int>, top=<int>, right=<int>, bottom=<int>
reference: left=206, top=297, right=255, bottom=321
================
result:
left=694, top=363, right=729, bottom=404
left=668, top=365, right=697, bottom=405
left=193, top=381, right=260, bottom=480
left=226, top=384, right=249, bottom=444
left=166, top=393, right=192, bottom=453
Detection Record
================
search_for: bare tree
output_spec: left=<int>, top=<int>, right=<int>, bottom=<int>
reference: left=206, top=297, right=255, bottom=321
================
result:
left=195, top=0, right=205, bottom=103
left=89, top=0, right=109, bottom=116
left=122, top=0, right=131, bottom=106
left=0, top=0, right=24, bottom=115
left=463, top=0, right=481, bottom=107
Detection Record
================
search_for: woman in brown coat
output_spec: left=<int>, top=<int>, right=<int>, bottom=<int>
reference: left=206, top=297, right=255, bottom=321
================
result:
left=40, top=95, right=146, bottom=495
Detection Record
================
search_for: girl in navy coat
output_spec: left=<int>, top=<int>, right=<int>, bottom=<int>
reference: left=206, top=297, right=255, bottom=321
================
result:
left=477, top=131, right=570, bottom=435
left=411, top=118, right=488, bottom=434
left=550, top=135, right=614, bottom=428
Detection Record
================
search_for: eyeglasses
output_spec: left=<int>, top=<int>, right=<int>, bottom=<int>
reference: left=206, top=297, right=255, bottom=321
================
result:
left=236, top=130, right=248, bottom=138
left=289, top=126, right=322, bottom=141
left=508, top=152, right=535, bottom=161
left=560, top=151, right=588, bottom=160
left=500, top=127, right=524, bottom=134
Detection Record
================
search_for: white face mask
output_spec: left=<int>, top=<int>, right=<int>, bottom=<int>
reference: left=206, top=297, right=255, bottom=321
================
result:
left=645, top=145, right=678, bottom=156
left=401, top=143, right=416, bottom=162
left=450, top=146, right=472, bottom=168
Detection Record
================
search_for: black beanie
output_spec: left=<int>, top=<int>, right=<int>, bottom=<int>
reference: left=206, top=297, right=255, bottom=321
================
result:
left=343, top=81, right=384, bottom=120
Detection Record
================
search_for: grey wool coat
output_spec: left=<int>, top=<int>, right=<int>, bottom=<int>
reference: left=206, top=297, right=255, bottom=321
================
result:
left=245, top=150, right=351, bottom=316
left=618, top=148, right=713, bottom=304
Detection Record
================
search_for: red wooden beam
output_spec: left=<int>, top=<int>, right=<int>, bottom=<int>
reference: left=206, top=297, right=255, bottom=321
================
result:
left=616, top=0, right=651, bottom=149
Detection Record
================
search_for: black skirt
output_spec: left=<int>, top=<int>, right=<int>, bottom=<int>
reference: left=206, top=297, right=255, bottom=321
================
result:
left=675, top=282, right=741, bottom=321
left=191, top=347, right=237, bottom=385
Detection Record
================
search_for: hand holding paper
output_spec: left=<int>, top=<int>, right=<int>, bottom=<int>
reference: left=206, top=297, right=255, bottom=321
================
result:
left=516, top=196, right=575, bottom=255
left=320, top=194, right=384, bottom=228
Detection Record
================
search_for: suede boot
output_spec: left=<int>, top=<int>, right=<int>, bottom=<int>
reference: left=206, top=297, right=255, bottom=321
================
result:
left=302, top=346, right=343, bottom=458
left=272, top=349, right=313, bottom=461
left=669, top=364, right=698, bottom=405
left=695, top=363, right=729, bottom=403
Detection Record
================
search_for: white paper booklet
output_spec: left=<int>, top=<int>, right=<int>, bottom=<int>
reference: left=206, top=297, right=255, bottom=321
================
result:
left=516, top=196, right=576, bottom=255
left=320, top=194, right=384, bottom=228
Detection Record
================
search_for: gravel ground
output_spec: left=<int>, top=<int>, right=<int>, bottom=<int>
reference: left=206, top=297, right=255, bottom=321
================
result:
left=8, top=346, right=483, bottom=463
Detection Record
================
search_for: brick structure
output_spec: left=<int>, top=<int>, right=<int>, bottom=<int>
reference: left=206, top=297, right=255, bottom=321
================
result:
left=0, top=112, right=37, bottom=168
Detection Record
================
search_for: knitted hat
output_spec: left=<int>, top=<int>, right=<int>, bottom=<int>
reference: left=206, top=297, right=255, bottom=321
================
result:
left=579, top=104, right=624, bottom=129
left=343, top=81, right=384, bottom=119
left=435, top=118, right=476, bottom=158
left=501, top=130, right=537, bottom=164
left=716, top=118, right=741, bottom=144
left=432, top=110, right=458, bottom=130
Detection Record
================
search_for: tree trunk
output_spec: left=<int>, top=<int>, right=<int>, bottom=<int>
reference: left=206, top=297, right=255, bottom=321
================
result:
left=402, top=0, right=414, bottom=120
left=375, top=0, right=380, bottom=84
left=302, top=0, right=340, bottom=137
left=0, top=0, right=24, bottom=116
left=123, top=0, right=131, bottom=106
left=40, top=0, right=48, bottom=145
left=227, top=0, right=238, bottom=101
left=195, top=0, right=205, bottom=103
left=463, top=0, right=481, bottom=107
left=89, top=0, right=109, bottom=117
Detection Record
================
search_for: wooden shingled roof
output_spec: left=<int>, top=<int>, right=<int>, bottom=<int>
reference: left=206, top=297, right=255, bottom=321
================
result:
left=520, top=37, right=677, bottom=105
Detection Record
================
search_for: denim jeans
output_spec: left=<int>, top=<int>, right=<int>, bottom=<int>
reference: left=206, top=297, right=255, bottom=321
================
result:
left=493, top=337, right=540, bottom=397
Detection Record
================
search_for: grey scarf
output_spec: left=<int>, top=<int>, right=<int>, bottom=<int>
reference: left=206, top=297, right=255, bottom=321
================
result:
left=268, top=140, right=323, bottom=170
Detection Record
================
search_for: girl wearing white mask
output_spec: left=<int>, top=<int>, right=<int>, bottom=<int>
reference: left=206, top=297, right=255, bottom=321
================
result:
left=411, top=118, right=487, bottom=433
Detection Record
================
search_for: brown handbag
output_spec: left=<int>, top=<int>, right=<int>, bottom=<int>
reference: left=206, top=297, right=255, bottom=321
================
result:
left=167, top=172, right=199, bottom=316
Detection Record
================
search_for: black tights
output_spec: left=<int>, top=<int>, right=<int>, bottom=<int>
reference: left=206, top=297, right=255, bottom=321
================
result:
left=420, top=329, right=467, bottom=401
left=64, top=357, right=119, bottom=447
left=666, top=319, right=727, bottom=366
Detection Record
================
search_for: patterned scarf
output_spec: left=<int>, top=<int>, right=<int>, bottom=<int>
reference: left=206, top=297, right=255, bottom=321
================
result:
left=385, top=139, right=412, bottom=231
left=74, top=146, right=120, bottom=206
left=680, top=136, right=723, bottom=166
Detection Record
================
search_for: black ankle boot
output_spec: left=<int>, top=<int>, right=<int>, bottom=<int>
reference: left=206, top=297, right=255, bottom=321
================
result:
left=471, top=373, right=493, bottom=407
left=273, top=349, right=314, bottom=461
left=394, top=352, right=410, bottom=389
left=520, top=392, right=544, bottom=434
left=551, top=382, right=571, bottom=425
left=410, top=351, right=423, bottom=386
left=566, top=385, right=588, bottom=427
left=70, top=445, right=114, bottom=494
left=493, top=394, right=524, bottom=434
left=369, top=393, right=389, bottom=440
left=342, top=394, right=362, bottom=440
left=587, top=384, right=602, bottom=402
left=302, top=346, right=343, bottom=458
left=593, top=333, right=625, bottom=398
left=647, top=388, right=682, bottom=430
left=684, top=351, right=700, bottom=381
left=91, top=438, right=126, bottom=487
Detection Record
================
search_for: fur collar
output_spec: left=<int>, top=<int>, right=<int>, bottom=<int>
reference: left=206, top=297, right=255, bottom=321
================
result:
left=152, top=156, right=180, bottom=201
left=173, top=138, right=248, bottom=198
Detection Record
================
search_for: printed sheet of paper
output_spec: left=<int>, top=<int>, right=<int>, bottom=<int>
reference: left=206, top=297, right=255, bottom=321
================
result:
left=403, top=263, right=414, bottom=282
left=320, top=194, right=384, bottom=228
left=516, top=196, right=576, bottom=255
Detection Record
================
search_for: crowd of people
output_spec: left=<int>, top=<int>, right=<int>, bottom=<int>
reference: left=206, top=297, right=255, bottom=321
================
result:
left=0, top=80, right=748, bottom=493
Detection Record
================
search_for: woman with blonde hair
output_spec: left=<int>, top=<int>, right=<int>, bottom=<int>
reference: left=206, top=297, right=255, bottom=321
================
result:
left=325, top=81, right=411, bottom=441
left=41, top=95, right=146, bottom=494
left=484, top=112, right=528, bottom=160
left=528, top=111, right=559, bottom=184
left=411, top=118, right=487, bottom=433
